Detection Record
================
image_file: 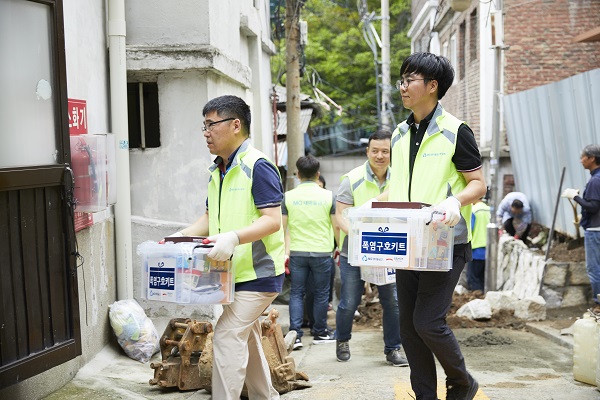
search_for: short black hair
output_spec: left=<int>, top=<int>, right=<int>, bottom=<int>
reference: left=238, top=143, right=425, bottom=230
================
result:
left=400, top=52, right=455, bottom=100
left=511, top=199, right=524, bottom=209
left=368, top=130, right=392, bottom=147
left=296, top=155, right=320, bottom=180
left=202, top=95, right=251, bottom=136
left=583, top=144, right=600, bottom=165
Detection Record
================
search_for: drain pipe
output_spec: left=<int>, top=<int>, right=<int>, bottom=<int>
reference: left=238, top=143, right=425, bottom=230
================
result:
left=108, top=0, right=133, bottom=299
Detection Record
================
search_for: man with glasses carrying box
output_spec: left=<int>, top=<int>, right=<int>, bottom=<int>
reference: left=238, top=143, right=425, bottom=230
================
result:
left=168, top=95, right=285, bottom=400
left=381, top=53, right=486, bottom=400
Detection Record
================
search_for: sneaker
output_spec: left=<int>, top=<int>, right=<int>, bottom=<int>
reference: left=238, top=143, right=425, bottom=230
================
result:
left=446, top=373, right=479, bottom=400
left=385, top=348, right=409, bottom=367
left=293, top=337, right=303, bottom=350
left=336, top=340, right=351, bottom=362
left=313, top=329, right=336, bottom=344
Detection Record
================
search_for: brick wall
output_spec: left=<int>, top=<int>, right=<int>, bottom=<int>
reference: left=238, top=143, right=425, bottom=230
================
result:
left=504, top=0, right=600, bottom=95
left=439, top=6, right=482, bottom=144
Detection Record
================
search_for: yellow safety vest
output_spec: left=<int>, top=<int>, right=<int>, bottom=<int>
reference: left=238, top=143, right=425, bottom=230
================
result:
left=389, top=104, right=472, bottom=243
left=284, top=182, right=334, bottom=253
left=471, top=201, right=490, bottom=249
left=339, top=161, right=389, bottom=248
left=207, top=142, right=285, bottom=283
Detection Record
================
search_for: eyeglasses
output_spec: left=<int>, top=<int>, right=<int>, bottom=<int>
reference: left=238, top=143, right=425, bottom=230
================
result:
left=396, top=78, right=428, bottom=90
left=202, top=117, right=236, bottom=132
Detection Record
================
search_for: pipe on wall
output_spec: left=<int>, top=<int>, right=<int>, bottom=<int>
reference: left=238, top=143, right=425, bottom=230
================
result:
left=108, top=0, right=133, bottom=299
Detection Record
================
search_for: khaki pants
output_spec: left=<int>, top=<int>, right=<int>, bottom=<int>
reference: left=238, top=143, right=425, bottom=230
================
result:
left=211, top=291, right=280, bottom=400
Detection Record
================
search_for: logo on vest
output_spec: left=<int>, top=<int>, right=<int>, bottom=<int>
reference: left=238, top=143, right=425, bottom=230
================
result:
left=228, top=187, right=246, bottom=192
left=422, top=152, right=447, bottom=158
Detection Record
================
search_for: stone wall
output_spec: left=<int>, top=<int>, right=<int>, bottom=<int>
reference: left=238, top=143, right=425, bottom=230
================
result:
left=496, top=235, right=590, bottom=308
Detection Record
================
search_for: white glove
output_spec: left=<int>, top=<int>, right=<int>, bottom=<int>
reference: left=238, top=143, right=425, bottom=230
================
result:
left=206, top=231, right=240, bottom=261
left=561, top=188, right=579, bottom=200
left=435, top=196, right=462, bottom=227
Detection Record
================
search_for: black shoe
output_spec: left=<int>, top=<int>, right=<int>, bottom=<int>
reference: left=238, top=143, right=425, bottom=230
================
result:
left=313, top=329, right=336, bottom=344
left=336, top=340, right=351, bottom=362
left=446, top=373, right=478, bottom=400
left=385, top=348, right=409, bottom=367
left=293, top=337, right=303, bottom=350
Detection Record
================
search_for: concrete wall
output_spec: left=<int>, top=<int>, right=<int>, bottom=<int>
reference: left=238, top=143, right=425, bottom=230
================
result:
left=495, top=235, right=590, bottom=308
left=318, top=156, right=367, bottom=197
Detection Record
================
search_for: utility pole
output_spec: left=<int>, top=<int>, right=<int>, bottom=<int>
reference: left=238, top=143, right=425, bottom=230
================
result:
left=285, top=0, right=303, bottom=190
left=486, top=1, right=506, bottom=293
left=380, top=0, right=392, bottom=131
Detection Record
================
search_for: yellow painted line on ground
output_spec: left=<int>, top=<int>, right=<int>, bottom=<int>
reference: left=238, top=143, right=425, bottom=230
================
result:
left=394, top=381, right=490, bottom=399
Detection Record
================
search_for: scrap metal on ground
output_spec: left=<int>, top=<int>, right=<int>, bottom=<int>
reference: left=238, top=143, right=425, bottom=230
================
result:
left=149, top=309, right=310, bottom=394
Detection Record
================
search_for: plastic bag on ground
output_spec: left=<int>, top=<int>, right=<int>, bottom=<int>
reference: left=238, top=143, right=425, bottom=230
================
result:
left=108, top=298, right=159, bottom=363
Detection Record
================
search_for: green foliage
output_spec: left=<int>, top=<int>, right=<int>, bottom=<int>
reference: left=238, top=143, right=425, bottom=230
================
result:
left=271, top=0, right=412, bottom=129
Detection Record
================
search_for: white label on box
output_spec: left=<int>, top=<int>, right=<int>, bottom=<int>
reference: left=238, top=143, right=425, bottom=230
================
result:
left=357, top=222, right=410, bottom=268
left=147, top=256, right=177, bottom=301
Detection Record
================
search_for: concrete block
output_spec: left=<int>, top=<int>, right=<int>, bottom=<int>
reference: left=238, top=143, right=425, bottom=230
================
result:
left=543, top=262, right=568, bottom=287
left=569, top=261, right=590, bottom=285
left=562, top=286, right=589, bottom=307
left=456, top=299, right=492, bottom=320
left=514, top=295, right=547, bottom=321
left=540, top=286, right=563, bottom=309
left=485, top=290, right=517, bottom=311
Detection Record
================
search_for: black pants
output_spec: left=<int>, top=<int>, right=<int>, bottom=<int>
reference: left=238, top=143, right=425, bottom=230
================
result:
left=396, top=243, right=471, bottom=400
left=503, top=218, right=531, bottom=241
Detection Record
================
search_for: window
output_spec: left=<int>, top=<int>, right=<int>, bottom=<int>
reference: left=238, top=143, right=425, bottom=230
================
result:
left=470, top=9, right=478, bottom=62
left=0, top=0, right=59, bottom=167
left=449, top=34, right=457, bottom=84
left=127, top=82, right=160, bottom=149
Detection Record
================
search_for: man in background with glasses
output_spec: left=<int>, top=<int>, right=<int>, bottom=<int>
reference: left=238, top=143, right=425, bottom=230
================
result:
left=379, top=53, right=486, bottom=400
left=170, top=95, right=285, bottom=399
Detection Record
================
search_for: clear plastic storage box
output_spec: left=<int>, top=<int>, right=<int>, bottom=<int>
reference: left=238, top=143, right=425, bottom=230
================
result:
left=346, top=207, right=454, bottom=271
left=360, top=266, right=396, bottom=285
left=137, top=241, right=234, bottom=304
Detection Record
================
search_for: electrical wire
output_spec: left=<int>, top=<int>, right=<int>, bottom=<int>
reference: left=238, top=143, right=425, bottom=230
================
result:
left=64, top=166, right=88, bottom=326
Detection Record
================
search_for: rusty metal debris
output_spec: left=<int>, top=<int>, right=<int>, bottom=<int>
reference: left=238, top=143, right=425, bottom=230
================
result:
left=149, top=309, right=310, bottom=394
left=149, top=318, right=213, bottom=390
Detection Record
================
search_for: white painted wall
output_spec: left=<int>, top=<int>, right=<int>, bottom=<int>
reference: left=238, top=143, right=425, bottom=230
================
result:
left=63, top=0, right=115, bottom=362
left=319, top=156, right=367, bottom=197
left=127, top=1, right=275, bottom=227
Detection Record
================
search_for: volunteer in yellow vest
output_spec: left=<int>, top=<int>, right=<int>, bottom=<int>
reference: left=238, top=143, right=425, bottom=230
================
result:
left=469, top=198, right=491, bottom=291
left=335, top=131, right=408, bottom=367
left=378, top=53, right=487, bottom=400
left=283, top=155, right=337, bottom=348
left=170, top=95, right=284, bottom=400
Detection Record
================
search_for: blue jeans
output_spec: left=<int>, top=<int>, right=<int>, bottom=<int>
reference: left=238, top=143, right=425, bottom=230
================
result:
left=585, top=230, right=600, bottom=304
left=289, top=256, right=332, bottom=338
left=467, top=259, right=485, bottom=292
left=335, top=255, right=401, bottom=353
left=305, top=257, right=336, bottom=326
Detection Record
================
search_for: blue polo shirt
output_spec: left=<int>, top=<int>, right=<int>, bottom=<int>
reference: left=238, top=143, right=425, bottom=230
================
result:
left=207, top=145, right=285, bottom=293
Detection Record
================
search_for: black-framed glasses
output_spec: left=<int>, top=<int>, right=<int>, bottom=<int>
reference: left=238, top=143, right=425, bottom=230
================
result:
left=396, top=78, right=428, bottom=90
left=202, top=117, right=236, bottom=132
